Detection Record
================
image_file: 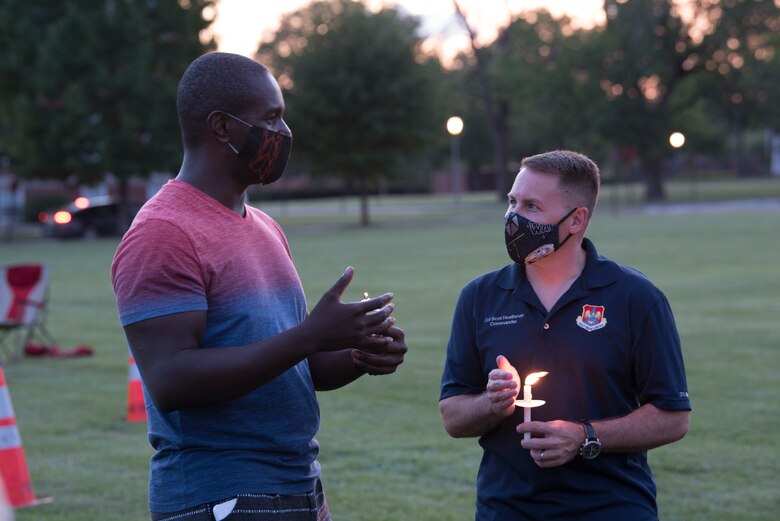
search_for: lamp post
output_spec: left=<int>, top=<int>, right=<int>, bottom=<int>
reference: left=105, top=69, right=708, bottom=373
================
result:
left=669, top=131, right=691, bottom=199
left=446, top=116, right=464, bottom=205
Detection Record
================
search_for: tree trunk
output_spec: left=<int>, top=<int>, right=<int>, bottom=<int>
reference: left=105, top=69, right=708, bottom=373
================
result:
left=495, top=99, right=511, bottom=197
left=453, top=0, right=511, bottom=202
left=642, top=156, right=665, bottom=202
left=359, top=176, right=370, bottom=227
left=733, top=107, right=749, bottom=177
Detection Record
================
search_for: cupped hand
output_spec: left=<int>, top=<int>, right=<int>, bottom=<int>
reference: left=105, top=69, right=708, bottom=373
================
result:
left=486, top=355, right=520, bottom=417
left=304, top=267, right=395, bottom=352
left=351, top=325, right=408, bottom=375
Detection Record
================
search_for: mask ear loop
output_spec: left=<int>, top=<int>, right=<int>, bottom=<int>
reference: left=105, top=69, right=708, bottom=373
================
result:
left=208, top=110, right=252, bottom=128
left=557, top=207, right=579, bottom=248
left=207, top=110, right=251, bottom=155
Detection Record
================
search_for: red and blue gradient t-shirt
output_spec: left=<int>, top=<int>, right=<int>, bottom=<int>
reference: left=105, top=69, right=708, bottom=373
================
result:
left=112, top=179, right=318, bottom=513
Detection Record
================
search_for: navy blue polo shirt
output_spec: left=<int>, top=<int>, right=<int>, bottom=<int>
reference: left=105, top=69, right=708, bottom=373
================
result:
left=440, top=238, right=690, bottom=521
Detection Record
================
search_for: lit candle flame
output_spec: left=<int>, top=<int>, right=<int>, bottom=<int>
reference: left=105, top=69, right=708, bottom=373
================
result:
left=525, top=371, right=548, bottom=387
left=520, top=371, right=549, bottom=440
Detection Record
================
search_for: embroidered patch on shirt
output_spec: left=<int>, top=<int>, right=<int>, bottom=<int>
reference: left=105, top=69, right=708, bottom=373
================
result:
left=576, top=304, right=607, bottom=332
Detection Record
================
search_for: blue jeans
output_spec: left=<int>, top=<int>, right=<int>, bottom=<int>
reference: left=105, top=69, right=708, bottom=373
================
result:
left=150, top=479, right=330, bottom=521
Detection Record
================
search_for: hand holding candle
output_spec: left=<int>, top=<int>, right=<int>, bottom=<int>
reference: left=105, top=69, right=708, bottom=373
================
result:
left=515, top=371, right=549, bottom=440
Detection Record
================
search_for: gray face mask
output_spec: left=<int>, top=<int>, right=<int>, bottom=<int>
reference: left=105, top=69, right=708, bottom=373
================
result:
left=504, top=208, right=576, bottom=264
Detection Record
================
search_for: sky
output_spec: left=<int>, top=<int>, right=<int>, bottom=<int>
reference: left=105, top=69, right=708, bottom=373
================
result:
left=209, top=0, right=606, bottom=64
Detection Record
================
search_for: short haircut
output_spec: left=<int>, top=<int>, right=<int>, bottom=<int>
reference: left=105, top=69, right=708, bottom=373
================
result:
left=177, top=52, right=270, bottom=147
left=520, top=150, right=600, bottom=217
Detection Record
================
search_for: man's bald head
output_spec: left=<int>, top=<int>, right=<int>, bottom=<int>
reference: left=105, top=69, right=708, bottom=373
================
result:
left=177, top=52, right=271, bottom=148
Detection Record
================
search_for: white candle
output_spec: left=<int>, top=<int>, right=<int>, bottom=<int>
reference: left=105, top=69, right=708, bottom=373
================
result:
left=514, top=371, right=548, bottom=441
left=523, top=385, right=532, bottom=440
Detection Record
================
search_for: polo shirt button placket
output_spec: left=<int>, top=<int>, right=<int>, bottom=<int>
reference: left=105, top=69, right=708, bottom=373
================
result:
left=543, top=323, right=550, bottom=330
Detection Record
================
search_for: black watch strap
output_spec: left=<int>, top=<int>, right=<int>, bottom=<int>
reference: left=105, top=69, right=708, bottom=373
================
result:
left=582, top=421, right=597, bottom=440
left=579, top=420, right=601, bottom=459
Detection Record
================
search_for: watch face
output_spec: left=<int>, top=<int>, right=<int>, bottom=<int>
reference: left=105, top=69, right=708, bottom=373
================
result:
left=581, top=441, right=601, bottom=459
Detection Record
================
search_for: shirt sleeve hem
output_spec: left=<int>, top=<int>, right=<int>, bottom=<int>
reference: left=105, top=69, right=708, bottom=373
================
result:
left=439, top=387, right=484, bottom=401
left=119, top=305, right=209, bottom=327
left=645, top=397, right=692, bottom=411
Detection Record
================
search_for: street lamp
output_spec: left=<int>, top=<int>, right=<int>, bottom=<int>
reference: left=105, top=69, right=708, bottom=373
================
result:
left=669, top=131, right=685, bottom=148
left=446, top=116, right=464, bottom=204
left=669, top=131, right=692, bottom=198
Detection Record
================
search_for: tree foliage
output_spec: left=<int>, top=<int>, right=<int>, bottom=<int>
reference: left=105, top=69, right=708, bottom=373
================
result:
left=493, top=11, right=606, bottom=162
left=460, top=0, right=779, bottom=201
left=586, top=0, right=698, bottom=200
left=258, top=0, right=446, bottom=225
left=683, top=0, right=780, bottom=174
left=0, top=0, right=214, bottom=189
left=0, top=0, right=776, bottom=211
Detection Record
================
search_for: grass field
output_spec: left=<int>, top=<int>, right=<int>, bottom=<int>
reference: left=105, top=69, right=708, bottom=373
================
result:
left=0, top=185, right=778, bottom=520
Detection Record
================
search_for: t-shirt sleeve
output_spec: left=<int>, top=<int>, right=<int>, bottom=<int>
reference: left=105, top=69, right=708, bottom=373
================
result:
left=632, top=294, right=691, bottom=411
left=440, top=282, right=487, bottom=400
left=111, top=219, right=208, bottom=327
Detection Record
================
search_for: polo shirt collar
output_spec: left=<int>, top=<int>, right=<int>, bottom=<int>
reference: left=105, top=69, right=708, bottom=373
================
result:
left=579, top=238, right=621, bottom=289
left=496, top=238, right=619, bottom=294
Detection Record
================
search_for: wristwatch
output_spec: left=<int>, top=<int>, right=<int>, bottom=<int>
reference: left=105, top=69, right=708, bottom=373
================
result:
left=579, top=421, right=601, bottom=460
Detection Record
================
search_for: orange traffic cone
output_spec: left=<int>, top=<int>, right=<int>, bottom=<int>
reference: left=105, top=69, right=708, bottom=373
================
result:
left=126, top=356, right=147, bottom=423
left=0, top=367, right=48, bottom=508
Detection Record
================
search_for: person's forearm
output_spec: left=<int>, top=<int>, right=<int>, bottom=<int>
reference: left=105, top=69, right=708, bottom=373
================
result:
left=138, top=322, right=320, bottom=412
left=439, top=393, right=506, bottom=438
left=308, top=350, right=365, bottom=391
left=591, top=404, right=690, bottom=453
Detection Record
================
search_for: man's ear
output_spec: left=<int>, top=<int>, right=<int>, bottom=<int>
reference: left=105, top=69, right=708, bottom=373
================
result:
left=206, top=110, right=232, bottom=143
left=569, top=207, right=589, bottom=233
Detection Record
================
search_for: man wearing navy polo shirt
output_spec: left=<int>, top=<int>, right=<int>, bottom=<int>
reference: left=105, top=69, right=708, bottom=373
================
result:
left=439, top=150, right=690, bottom=521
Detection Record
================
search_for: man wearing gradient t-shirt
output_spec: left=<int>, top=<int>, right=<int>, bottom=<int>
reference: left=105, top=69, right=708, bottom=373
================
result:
left=111, top=52, right=407, bottom=521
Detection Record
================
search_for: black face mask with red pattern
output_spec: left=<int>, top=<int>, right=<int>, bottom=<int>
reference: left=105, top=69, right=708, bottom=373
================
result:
left=224, top=112, right=292, bottom=185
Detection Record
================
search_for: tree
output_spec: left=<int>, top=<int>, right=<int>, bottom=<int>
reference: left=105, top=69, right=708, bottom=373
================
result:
left=258, top=0, right=445, bottom=226
left=453, top=5, right=612, bottom=198
left=491, top=10, right=608, bottom=163
left=0, top=0, right=214, bottom=226
left=449, top=0, right=777, bottom=202
left=452, top=0, right=512, bottom=201
left=684, top=0, right=780, bottom=175
left=583, top=0, right=697, bottom=201
left=590, top=0, right=779, bottom=200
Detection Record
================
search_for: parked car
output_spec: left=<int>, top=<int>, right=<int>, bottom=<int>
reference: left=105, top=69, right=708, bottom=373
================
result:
left=38, top=195, right=141, bottom=239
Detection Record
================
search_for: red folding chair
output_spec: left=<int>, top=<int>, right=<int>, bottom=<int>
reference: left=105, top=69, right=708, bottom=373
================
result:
left=0, top=264, right=57, bottom=362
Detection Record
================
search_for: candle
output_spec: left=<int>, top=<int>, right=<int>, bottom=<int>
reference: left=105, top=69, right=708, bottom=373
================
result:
left=362, top=291, right=382, bottom=319
left=523, top=384, right=532, bottom=428
left=515, top=371, right=549, bottom=440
